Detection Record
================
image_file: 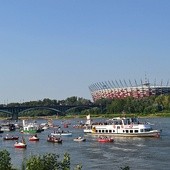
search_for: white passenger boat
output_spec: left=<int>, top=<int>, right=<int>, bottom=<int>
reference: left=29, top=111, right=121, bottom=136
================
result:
left=85, top=117, right=161, bottom=137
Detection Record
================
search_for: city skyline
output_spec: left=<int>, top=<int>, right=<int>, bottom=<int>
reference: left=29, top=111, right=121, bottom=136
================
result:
left=0, top=1, right=170, bottom=103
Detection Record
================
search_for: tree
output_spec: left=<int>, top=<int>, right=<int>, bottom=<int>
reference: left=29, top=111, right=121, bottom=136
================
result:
left=0, top=150, right=13, bottom=170
left=22, top=152, right=80, bottom=170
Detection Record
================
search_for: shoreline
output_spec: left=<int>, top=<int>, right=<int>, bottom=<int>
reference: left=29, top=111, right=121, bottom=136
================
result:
left=17, top=112, right=170, bottom=120
left=1, top=112, right=170, bottom=121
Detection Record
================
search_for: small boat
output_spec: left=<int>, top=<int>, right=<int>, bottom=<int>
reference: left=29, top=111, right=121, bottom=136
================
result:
left=98, top=136, right=114, bottom=143
left=1, top=123, right=16, bottom=131
left=73, top=137, right=86, bottom=142
left=63, top=124, right=69, bottom=128
left=51, top=131, right=72, bottom=136
left=3, top=135, right=19, bottom=140
left=21, top=120, right=42, bottom=134
left=47, top=135, right=62, bottom=144
left=14, top=142, right=27, bottom=148
left=14, top=137, right=27, bottom=148
left=29, top=134, right=39, bottom=141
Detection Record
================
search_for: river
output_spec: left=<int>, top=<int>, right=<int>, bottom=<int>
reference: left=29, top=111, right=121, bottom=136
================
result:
left=0, top=117, right=170, bottom=170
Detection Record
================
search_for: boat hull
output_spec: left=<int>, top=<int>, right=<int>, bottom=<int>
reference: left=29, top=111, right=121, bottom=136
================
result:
left=98, top=138, right=114, bottom=142
left=73, top=138, right=86, bottom=142
left=3, top=137, right=19, bottom=140
left=14, top=143, right=27, bottom=149
left=51, top=133, right=72, bottom=136
left=47, top=138, right=62, bottom=144
left=21, top=130, right=38, bottom=134
left=29, top=138, right=39, bottom=141
left=90, top=131, right=160, bottom=138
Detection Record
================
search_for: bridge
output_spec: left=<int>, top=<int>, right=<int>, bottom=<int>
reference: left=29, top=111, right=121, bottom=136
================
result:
left=0, top=104, right=100, bottom=120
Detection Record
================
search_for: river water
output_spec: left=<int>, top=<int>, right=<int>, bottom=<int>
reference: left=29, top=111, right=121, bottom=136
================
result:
left=0, top=117, right=170, bottom=170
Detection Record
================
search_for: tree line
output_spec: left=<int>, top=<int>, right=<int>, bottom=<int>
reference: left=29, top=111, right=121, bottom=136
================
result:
left=0, top=95, right=170, bottom=117
left=94, top=94, right=170, bottom=115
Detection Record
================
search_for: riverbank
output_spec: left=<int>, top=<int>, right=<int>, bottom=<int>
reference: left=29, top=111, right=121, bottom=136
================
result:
left=21, top=112, right=170, bottom=120
left=1, top=112, right=170, bottom=121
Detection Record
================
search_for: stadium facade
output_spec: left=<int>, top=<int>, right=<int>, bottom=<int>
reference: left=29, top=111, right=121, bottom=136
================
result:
left=89, top=79, right=170, bottom=101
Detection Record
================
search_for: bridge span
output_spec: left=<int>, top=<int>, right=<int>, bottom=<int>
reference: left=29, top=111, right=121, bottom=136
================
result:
left=0, top=104, right=99, bottom=120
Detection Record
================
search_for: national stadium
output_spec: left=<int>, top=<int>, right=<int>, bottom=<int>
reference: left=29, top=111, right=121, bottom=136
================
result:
left=89, top=79, right=170, bottom=101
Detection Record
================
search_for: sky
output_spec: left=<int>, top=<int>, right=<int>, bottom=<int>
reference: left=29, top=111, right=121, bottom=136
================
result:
left=0, top=0, right=170, bottom=103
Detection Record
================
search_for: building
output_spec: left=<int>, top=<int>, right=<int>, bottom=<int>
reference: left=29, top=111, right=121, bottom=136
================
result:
left=89, top=79, right=170, bottom=101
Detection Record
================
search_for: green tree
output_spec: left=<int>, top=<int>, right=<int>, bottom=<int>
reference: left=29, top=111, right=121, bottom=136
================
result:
left=0, top=150, right=13, bottom=170
left=23, top=152, right=78, bottom=170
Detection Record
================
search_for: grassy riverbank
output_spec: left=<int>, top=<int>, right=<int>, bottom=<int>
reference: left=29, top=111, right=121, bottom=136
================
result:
left=30, top=112, right=170, bottom=120
left=1, top=112, right=170, bottom=121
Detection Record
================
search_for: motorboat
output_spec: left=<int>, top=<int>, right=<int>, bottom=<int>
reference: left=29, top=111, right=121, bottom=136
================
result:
left=98, top=136, right=114, bottom=143
left=63, top=124, right=69, bottom=128
left=14, top=137, right=27, bottom=148
left=14, top=142, right=27, bottom=148
left=85, top=116, right=161, bottom=137
left=47, top=135, right=62, bottom=144
left=51, top=131, right=72, bottom=136
left=40, top=123, right=50, bottom=130
left=73, top=137, right=86, bottom=142
left=3, top=135, right=19, bottom=140
left=21, top=120, right=42, bottom=134
left=0, top=123, right=16, bottom=131
left=29, top=134, right=39, bottom=141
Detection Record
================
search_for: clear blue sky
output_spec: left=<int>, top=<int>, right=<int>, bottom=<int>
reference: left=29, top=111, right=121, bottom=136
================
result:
left=0, top=0, right=170, bottom=103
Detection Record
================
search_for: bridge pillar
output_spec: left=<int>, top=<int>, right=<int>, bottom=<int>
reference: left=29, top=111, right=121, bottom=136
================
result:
left=12, top=112, right=18, bottom=120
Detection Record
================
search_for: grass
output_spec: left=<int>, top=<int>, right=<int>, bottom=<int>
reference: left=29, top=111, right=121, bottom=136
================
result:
left=1, top=112, right=170, bottom=121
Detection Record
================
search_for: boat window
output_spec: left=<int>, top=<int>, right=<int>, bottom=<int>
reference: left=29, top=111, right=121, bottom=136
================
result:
left=106, top=130, right=108, bottom=133
left=134, top=130, right=138, bottom=133
left=102, top=130, right=105, bottom=133
left=112, top=130, right=115, bottom=133
left=130, top=130, right=133, bottom=133
left=140, top=129, right=144, bottom=132
left=109, top=130, right=112, bottom=133
left=124, top=119, right=131, bottom=125
left=126, top=130, right=129, bottom=133
left=145, top=129, right=151, bottom=132
left=117, top=126, right=120, bottom=129
left=99, top=130, right=101, bottom=133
